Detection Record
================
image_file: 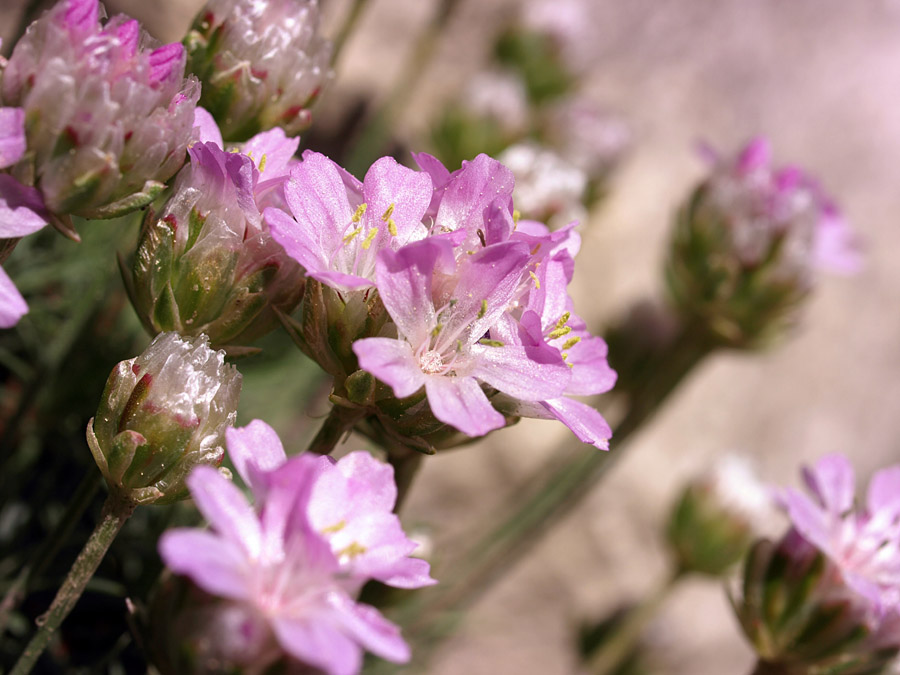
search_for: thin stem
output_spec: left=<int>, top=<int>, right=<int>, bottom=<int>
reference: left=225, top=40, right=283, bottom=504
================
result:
left=9, top=493, right=136, bottom=675
left=395, top=319, right=717, bottom=658
left=330, top=0, right=370, bottom=66
left=585, top=569, right=683, bottom=675
left=387, top=450, right=423, bottom=514
left=0, top=473, right=102, bottom=636
left=305, top=404, right=366, bottom=455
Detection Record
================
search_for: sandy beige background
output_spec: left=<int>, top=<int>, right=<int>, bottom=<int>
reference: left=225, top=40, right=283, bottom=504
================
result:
left=5, top=1, right=900, bottom=673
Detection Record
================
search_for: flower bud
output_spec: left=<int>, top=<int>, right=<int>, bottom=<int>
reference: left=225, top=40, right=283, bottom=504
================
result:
left=87, top=332, right=241, bottom=505
left=129, top=139, right=304, bottom=351
left=185, top=0, right=333, bottom=142
left=665, top=138, right=860, bottom=349
left=1, top=0, right=199, bottom=220
left=667, top=455, right=774, bottom=576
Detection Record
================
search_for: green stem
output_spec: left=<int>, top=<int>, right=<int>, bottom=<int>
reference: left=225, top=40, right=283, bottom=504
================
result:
left=9, top=493, right=135, bottom=675
left=330, top=0, right=371, bottom=66
left=305, top=404, right=366, bottom=455
left=397, top=319, right=716, bottom=656
left=0, top=472, right=102, bottom=637
left=387, top=449, right=423, bottom=514
left=585, top=569, right=683, bottom=675
left=344, top=0, right=461, bottom=176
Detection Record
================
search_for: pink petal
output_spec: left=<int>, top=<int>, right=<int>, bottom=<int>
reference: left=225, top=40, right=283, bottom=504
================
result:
left=802, top=453, right=855, bottom=514
left=63, top=0, right=98, bottom=33
left=470, top=343, right=569, bottom=401
left=868, top=466, right=900, bottom=514
left=328, top=595, right=411, bottom=664
left=284, top=153, right=354, bottom=258
left=353, top=337, right=425, bottom=399
left=361, top=156, right=431, bottom=245
left=424, top=375, right=505, bottom=436
left=187, top=466, right=262, bottom=559
left=0, top=108, right=26, bottom=169
left=242, top=128, right=300, bottom=180
left=334, top=451, right=397, bottom=513
left=435, top=154, right=515, bottom=237
left=148, top=43, right=185, bottom=86
left=265, top=206, right=326, bottom=272
left=226, top=420, right=287, bottom=497
left=0, top=266, right=27, bottom=328
left=272, top=616, right=363, bottom=675
left=0, top=175, right=50, bottom=238
left=192, top=107, right=224, bottom=148
left=158, top=529, right=252, bottom=601
left=542, top=397, right=611, bottom=450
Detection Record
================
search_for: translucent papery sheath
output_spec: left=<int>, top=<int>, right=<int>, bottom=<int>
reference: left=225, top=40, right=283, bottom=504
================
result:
left=87, top=332, right=241, bottom=504
left=0, top=0, right=199, bottom=221
left=186, top=0, right=332, bottom=141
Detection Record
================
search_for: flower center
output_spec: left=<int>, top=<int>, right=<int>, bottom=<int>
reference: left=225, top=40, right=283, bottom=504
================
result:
left=419, top=349, right=444, bottom=374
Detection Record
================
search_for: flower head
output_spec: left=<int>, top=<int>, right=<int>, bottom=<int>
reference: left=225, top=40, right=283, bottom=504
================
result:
left=159, top=419, right=430, bottom=674
left=87, top=332, right=241, bottom=504
left=129, top=112, right=304, bottom=350
left=1, top=0, right=199, bottom=221
left=666, top=137, right=861, bottom=348
left=734, top=454, right=900, bottom=674
left=186, top=0, right=332, bottom=141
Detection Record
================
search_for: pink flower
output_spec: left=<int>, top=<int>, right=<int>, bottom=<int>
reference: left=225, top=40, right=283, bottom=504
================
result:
left=160, top=419, right=432, bottom=674
left=783, top=454, right=900, bottom=621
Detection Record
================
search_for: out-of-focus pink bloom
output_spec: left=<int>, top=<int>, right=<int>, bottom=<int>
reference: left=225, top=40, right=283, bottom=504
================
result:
left=160, top=418, right=429, bottom=674
left=0, top=0, right=199, bottom=223
left=226, top=419, right=436, bottom=590
left=783, top=454, right=900, bottom=619
left=186, top=0, right=332, bottom=141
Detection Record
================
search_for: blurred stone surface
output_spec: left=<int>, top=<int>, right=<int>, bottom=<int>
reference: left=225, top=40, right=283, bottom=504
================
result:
left=6, top=0, right=900, bottom=672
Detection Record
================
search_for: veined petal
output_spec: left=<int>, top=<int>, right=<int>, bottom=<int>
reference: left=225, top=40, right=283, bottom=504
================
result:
left=470, top=343, right=569, bottom=401
left=542, top=397, right=611, bottom=450
left=783, top=488, right=834, bottom=554
left=187, top=466, right=262, bottom=559
left=362, top=156, right=431, bottom=245
left=566, top=335, right=617, bottom=396
left=375, top=238, right=455, bottom=346
left=159, top=529, right=252, bottom=601
left=242, top=128, right=300, bottom=180
left=424, top=375, right=505, bottom=436
left=435, top=154, right=514, bottom=238
left=285, top=153, right=354, bottom=257
left=265, top=205, right=327, bottom=273
left=333, top=451, right=397, bottom=513
left=0, top=266, right=27, bottom=328
left=353, top=337, right=425, bottom=399
left=192, top=107, right=224, bottom=148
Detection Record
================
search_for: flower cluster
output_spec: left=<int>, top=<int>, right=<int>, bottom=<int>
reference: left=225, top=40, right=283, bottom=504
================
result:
left=185, top=0, right=332, bottom=141
left=1, top=0, right=199, bottom=221
left=266, top=151, right=616, bottom=448
left=159, top=419, right=434, bottom=674
left=666, top=138, right=861, bottom=347
left=128, top=110, right=304, bottom=350
left=735, top=454, right=900, bottom=674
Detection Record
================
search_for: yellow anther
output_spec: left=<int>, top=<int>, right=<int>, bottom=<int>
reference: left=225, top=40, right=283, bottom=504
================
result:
left=343, top=227, right=363, bottom=243
left=561, top=352, right=568, bottom=360
left=381, top=203, right=395, bottom=221
left=431, top=323, right=443, bottom=337
left=513, top=209, right=521, bottom=225
left=555, top=312, right=571, bottom=329
left=337, top=542, right=368, bottom=559
left=478, top=338, right=505, bottom=347
left=351, top=203, right=368, bottom=223
left=387, top=218, right=398, bottom=236
left=529, top=271, right=540, bottom=289
left=530, top=244, right=542, bottom=255
left=258, top=153, right=268, bottom=172
left=562, top=336, right=581, bottom=350
left=548, top=325, right=572, bottom=340
left=321, top=520, right=347, bottom=534
left=477, top=299, right=488, bottom=319
left=360, top=227, right=378, bottom=250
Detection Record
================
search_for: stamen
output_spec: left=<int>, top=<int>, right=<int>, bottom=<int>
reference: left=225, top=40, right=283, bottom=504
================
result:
left=351, top=203, right=367, bottom=223
left=478, top=338, right=504, bottom=347
left=555, top=312, right=571, bottom=329
left=336, top=542, right=368, bottom=559
left=343, top=227, right=363, bottom=243
left=477, top=299, right=488, bottom=319
left=381, top=203, right=395, bottom=221
left=258, top=154, right=268, bottom=172
left=548, top=325, right=572, bottom=340
left=387, top=218, right=398, bottom=236
left=360, top=227, right=378, bottom=250
left=529, top=271, right=540, bottom=289
left=562, top=336, right=581, bottom=350
left=321, top=520, right=346, bottom=534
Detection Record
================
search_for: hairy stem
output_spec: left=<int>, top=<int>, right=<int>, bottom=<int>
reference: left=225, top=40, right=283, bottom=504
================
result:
left=9, top=493, right=135, bottom=675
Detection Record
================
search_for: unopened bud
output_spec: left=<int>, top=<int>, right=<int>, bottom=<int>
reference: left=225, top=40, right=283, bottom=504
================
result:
left=87, top=332, right=241, bottom=505
left=185, top=0, right=332, bottom=141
